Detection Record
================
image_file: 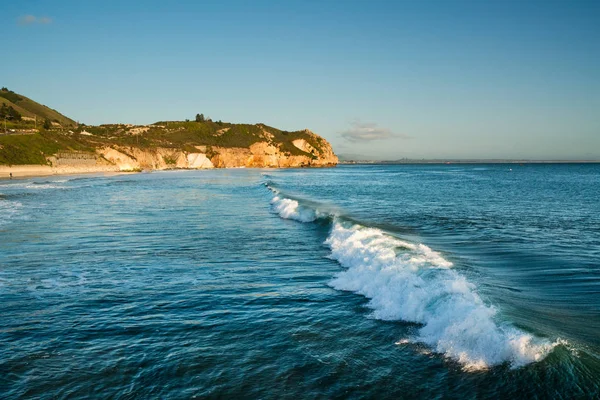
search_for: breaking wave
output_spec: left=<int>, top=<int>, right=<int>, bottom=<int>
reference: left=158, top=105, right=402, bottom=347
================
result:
left=267, top=182, right=328, bottom=223
left=270, top=196, right=323, bottom=223
left=267, top=186, right=563, bottom=370
left=1, top=181, right=68, bottom=190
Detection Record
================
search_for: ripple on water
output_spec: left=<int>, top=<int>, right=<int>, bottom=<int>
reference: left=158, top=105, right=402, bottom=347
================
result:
left=1, top=167, right=599, bottom=399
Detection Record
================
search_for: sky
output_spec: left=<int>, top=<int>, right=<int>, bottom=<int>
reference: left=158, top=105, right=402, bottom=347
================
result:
left=1, top=0, right=599, bottom=160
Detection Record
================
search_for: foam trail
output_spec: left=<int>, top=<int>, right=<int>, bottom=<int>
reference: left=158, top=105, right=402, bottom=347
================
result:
left=25, top=182, right=67, bottom=190
left=2, top=181, right=67, bottom=190
left=268, top=191, right=561, bottom=370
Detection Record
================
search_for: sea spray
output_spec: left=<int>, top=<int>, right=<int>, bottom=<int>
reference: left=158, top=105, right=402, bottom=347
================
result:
left=269, top=190, right=561, bottom=370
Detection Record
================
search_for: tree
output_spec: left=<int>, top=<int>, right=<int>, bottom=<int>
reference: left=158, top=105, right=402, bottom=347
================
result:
left=0, top=104, right=21, bottom=120
left=195, top=113, right=205, bottom=122
left=43, top=118, right=51, bottom=130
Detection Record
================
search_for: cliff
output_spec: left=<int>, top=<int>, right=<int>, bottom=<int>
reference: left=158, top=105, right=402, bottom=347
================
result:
left=87, top=134, right=338, bottom=171
left=0, top=88, right=338, bottom=172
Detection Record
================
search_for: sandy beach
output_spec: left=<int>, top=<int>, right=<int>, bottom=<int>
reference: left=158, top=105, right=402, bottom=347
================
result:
left=0, top=164, right=121, bottom=180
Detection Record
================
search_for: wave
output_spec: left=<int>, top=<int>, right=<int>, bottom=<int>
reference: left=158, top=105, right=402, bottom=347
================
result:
left=1, top=181, right=68, bottom=190
left=267, top=182, right=332, bottom=223
left=266, top=185, right=563, bottom=370
left=0, top=198, right=22, bottom=227
left=25, top=184, right=67, bottom=190
left=31, top=179, right=70, bottom=184
left=270, top=195, right=329, bottom=223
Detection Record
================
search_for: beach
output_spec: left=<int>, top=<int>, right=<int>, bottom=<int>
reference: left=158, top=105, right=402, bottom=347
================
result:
left=0, top=164, right=122, bottom=179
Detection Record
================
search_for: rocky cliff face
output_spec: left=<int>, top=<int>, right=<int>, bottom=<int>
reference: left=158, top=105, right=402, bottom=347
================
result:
left=211, top=138, right=338, bottom=168
left=2, top=129, right=338, bottom=178
left=210, top=129, right=338, bottom=168
left=80, top=132, right=337, bottom=171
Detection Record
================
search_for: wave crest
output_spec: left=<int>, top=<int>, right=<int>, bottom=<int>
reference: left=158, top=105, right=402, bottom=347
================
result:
left=268, top=190, right=562, bottom=370
left=270, top=196, right=321, bottom=223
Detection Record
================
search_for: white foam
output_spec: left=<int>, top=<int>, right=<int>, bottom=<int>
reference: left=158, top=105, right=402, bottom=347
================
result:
left=268, top=191, right=561, bottom=370
left=1, top=181, right=66, bottom=190
left=270, top=196, right=320, bottom=223
left=25, top=183, right=66, bottom=190
left=326, top=221, right=560, bottom=370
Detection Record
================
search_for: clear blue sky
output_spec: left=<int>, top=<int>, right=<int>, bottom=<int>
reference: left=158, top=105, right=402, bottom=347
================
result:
left=2, top=0, right=599, bottom=160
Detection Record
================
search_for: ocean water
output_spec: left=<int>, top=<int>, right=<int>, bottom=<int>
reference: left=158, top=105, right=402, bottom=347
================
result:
left=1, top=164, right=599, bottom=399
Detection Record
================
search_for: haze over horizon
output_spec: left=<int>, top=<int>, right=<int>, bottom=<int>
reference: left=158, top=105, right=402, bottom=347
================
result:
left=1, top=0, right=598, bottom=160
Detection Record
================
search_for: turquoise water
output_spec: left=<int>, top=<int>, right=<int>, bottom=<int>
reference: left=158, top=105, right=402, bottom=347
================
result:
left=1, top=165, right=599, bottom=398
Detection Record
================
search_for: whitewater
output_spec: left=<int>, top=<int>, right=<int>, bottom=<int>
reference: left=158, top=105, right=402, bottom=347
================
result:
left=269, top=188, right=562, bottom=370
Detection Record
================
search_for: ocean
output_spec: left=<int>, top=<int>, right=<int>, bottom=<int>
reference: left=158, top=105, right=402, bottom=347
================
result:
left=1, top=164, right=599, bottom=399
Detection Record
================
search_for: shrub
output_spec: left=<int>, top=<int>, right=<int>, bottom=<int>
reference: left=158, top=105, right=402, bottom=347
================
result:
left=163, top=155, right=177, bottom=165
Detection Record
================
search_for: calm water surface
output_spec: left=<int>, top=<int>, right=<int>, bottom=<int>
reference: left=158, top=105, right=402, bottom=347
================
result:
left=1, top=164, right=599, bottom=399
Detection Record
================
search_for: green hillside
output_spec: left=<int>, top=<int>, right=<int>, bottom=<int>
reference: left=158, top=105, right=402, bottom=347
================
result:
left=0, top=89, right=331, bottom=165
left=0, top=87, right=77, bottom=127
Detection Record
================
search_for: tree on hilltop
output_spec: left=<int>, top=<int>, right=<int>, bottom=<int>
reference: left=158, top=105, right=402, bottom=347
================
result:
left=195, top=113, right=205, bottom=122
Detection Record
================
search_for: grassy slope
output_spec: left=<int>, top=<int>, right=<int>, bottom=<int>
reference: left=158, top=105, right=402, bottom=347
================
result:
left=144, top=121, right=322, bottom=154
left=0, top=98, right=36, bottom=119
left=0, top=91, right=76, bottom=126
left=0, top=132, right=93, bottom=165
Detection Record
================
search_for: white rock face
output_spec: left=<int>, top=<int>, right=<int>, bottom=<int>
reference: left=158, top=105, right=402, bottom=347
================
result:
left=186, top=153, right=214, bottom=169
left=96, top=147, right=214, bottom=170
left=292, top=139, right=316, bottom=154
left=99, top=147, right=139, bottom=170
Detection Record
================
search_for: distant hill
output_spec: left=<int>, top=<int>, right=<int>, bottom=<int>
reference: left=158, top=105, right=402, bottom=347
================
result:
left=0, top=89, right=338, bottom=169
left=0, top=88, right=76, bottom=127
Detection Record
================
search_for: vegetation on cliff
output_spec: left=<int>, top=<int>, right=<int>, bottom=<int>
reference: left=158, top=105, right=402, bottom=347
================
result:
left=0, top=132, right=92, bottom=165
left=0, top=88, right=336, bottom=166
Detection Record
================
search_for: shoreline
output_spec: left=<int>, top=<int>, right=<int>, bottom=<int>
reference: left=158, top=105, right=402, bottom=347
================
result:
left=0, top=164, right=335, bottom=181
left=0, top=165, right=123, bottom=180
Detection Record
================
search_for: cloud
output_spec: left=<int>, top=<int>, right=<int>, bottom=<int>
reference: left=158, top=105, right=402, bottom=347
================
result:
left=340, top=120, right=410, bottom=142
left=18, top=15, right=53, bottom=25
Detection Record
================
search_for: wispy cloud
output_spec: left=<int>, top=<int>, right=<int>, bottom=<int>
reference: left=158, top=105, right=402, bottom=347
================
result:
left=18, top=15, right=53, bottom=25
left=340, top=120, right=410, bottom=142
